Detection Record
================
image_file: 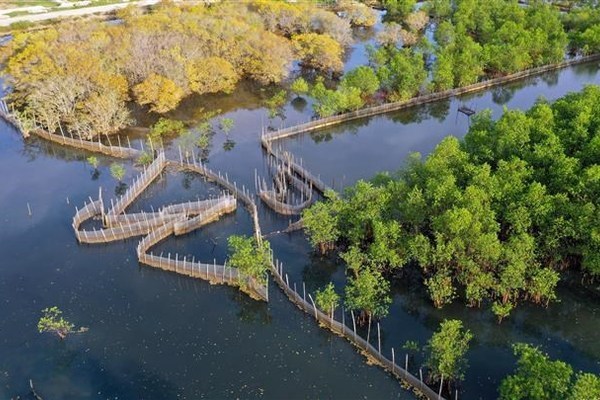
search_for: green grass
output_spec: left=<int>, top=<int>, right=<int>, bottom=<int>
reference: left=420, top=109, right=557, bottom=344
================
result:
left=6, top=10, right=33, bottom=17
left=1, top=1, right=59, bottom=9
left=1, top=1, right=125, bottom=12
left=73, top=1, right=131, bottom=10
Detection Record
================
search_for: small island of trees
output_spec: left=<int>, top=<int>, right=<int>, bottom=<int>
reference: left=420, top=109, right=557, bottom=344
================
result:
left=37, top=306, right=86, bottom=339
left=303, top=85, right=600, bottom=322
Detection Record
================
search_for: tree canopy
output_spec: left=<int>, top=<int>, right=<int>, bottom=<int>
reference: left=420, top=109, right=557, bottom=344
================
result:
left=227, top=235, right=271, bottom=286
left=5, top=0, right=600, bottom=136
left=37, top=306, right=74, bottom=339
left=425, top=319, right=473, bottom=383
left=303, top=86, right=600, bottom=316
left=499, top=343, right=600, bottom=400
left=315, top=282, right=341, bottom=318
left=0, top=1, right=353, bottom=138
left=344, top=266, right=392, bottom=321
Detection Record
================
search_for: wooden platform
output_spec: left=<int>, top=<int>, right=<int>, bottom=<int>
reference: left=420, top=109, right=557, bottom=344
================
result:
left=458, top=105, right=476, bottom=116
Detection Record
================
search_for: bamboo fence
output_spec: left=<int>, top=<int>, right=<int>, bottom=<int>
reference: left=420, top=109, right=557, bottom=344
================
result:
left=173, top=159, right=263, bottom=241
left=160, top=198, right=217, bottom=215
left=262, top=54, right=600, bottom=143
left=269, top=256, right=445, bottom=400
left=72, top=197, right=104, bottom=235
left=75, top=213, right=185, bottom=244
left=262, top=140, right=331, bottom=194
left=106, top=151, right=166, bottom=216
left=136, top=219, right=268, bottom=301
left=0, top=99, right=23, bottom=133
left=33, top=128, right=141, bottom=158
left=173, top=196, right=237, bottom=235
left=258, top=190, right=312, bottom=216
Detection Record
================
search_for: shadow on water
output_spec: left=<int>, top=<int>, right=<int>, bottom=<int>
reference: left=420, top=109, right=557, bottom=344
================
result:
left=301, top=254, right=340, bottom=294
left=231, top=290, right=272, bottom=326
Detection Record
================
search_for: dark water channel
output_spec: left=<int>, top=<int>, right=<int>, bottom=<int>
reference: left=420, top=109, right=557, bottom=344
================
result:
left=1, top=13, right=600, bottom=400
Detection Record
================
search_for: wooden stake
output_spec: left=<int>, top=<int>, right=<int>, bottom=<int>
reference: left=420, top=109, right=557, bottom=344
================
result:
left=351, top=310, right=357, bottom=340
left=308, top=294, right=318, bottom=319
left=303, top=282, right=306, bottom=303
left=377, top=322, right=381, bottom=354
left=392, top=348, right=395, bottom=374
left=366, top=314, right=372, bottom=347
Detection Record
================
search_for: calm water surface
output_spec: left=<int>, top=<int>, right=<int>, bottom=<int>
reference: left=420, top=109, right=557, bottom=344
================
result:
left=1, top=14, right=599, bottom=399
left=0, top=129, right=411, bottom=399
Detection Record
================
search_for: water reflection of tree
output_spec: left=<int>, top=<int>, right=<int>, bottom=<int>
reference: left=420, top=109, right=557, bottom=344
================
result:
left=21, top=137, right=87, bottom=164
left=174, top=79, right=267, bottom=122
left=223, top=138, right=236, bottom=152
left=309, top=117, right=370, bottom=143
left=181, top=171, right=197, bottom=190
left=307, top=99, right=452, bottom=143
left=540, top=70, right=559, bottom=87
left=115, top=182, right=128, bottom=196
left=230, top=291, right=271, bottom=325
left=425, top=99, right=451, bottom=122
left=387, top=99, right=451, bottom=125
left=291, top=97, right=308, bottom=113
left=301, top=254, right=339, bottom=294
left=491, top=79, right=530, bottom=105
left=352, top=22, right=377, bottom=43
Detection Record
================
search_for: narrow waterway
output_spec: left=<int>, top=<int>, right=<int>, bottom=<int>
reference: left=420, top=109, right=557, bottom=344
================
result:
left=1, top=12, right=599, bottom=400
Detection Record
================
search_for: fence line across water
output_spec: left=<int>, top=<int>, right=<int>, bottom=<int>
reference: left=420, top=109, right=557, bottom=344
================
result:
left=106, top=151, right=166, bottom=216
left=171, top=158, right=263, bottom=242
left=268, top=256, right=446, bottom=400
left=136, top=218, right=268, bottom=301
left=262, top=54, right=600, bottom=143
left=67, top=148, right=269, bottom=300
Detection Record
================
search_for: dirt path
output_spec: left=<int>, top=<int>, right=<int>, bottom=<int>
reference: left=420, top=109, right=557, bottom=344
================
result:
left=0, top=0, right=161, bottom=27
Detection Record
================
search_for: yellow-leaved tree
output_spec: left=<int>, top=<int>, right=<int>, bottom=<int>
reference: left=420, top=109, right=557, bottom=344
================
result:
left=292, top=33, right=344, bottom=74
left=133, top=73, right=185, bottom=114
left=186, top=57, right=239, bottom=95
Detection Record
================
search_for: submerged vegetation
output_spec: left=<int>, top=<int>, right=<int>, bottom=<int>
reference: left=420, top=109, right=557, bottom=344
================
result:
left=303, top=86, right=600, bottom=320
left=37, top=306, right=73, bottom=339
left=37, top=306, right=86, bottom=340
